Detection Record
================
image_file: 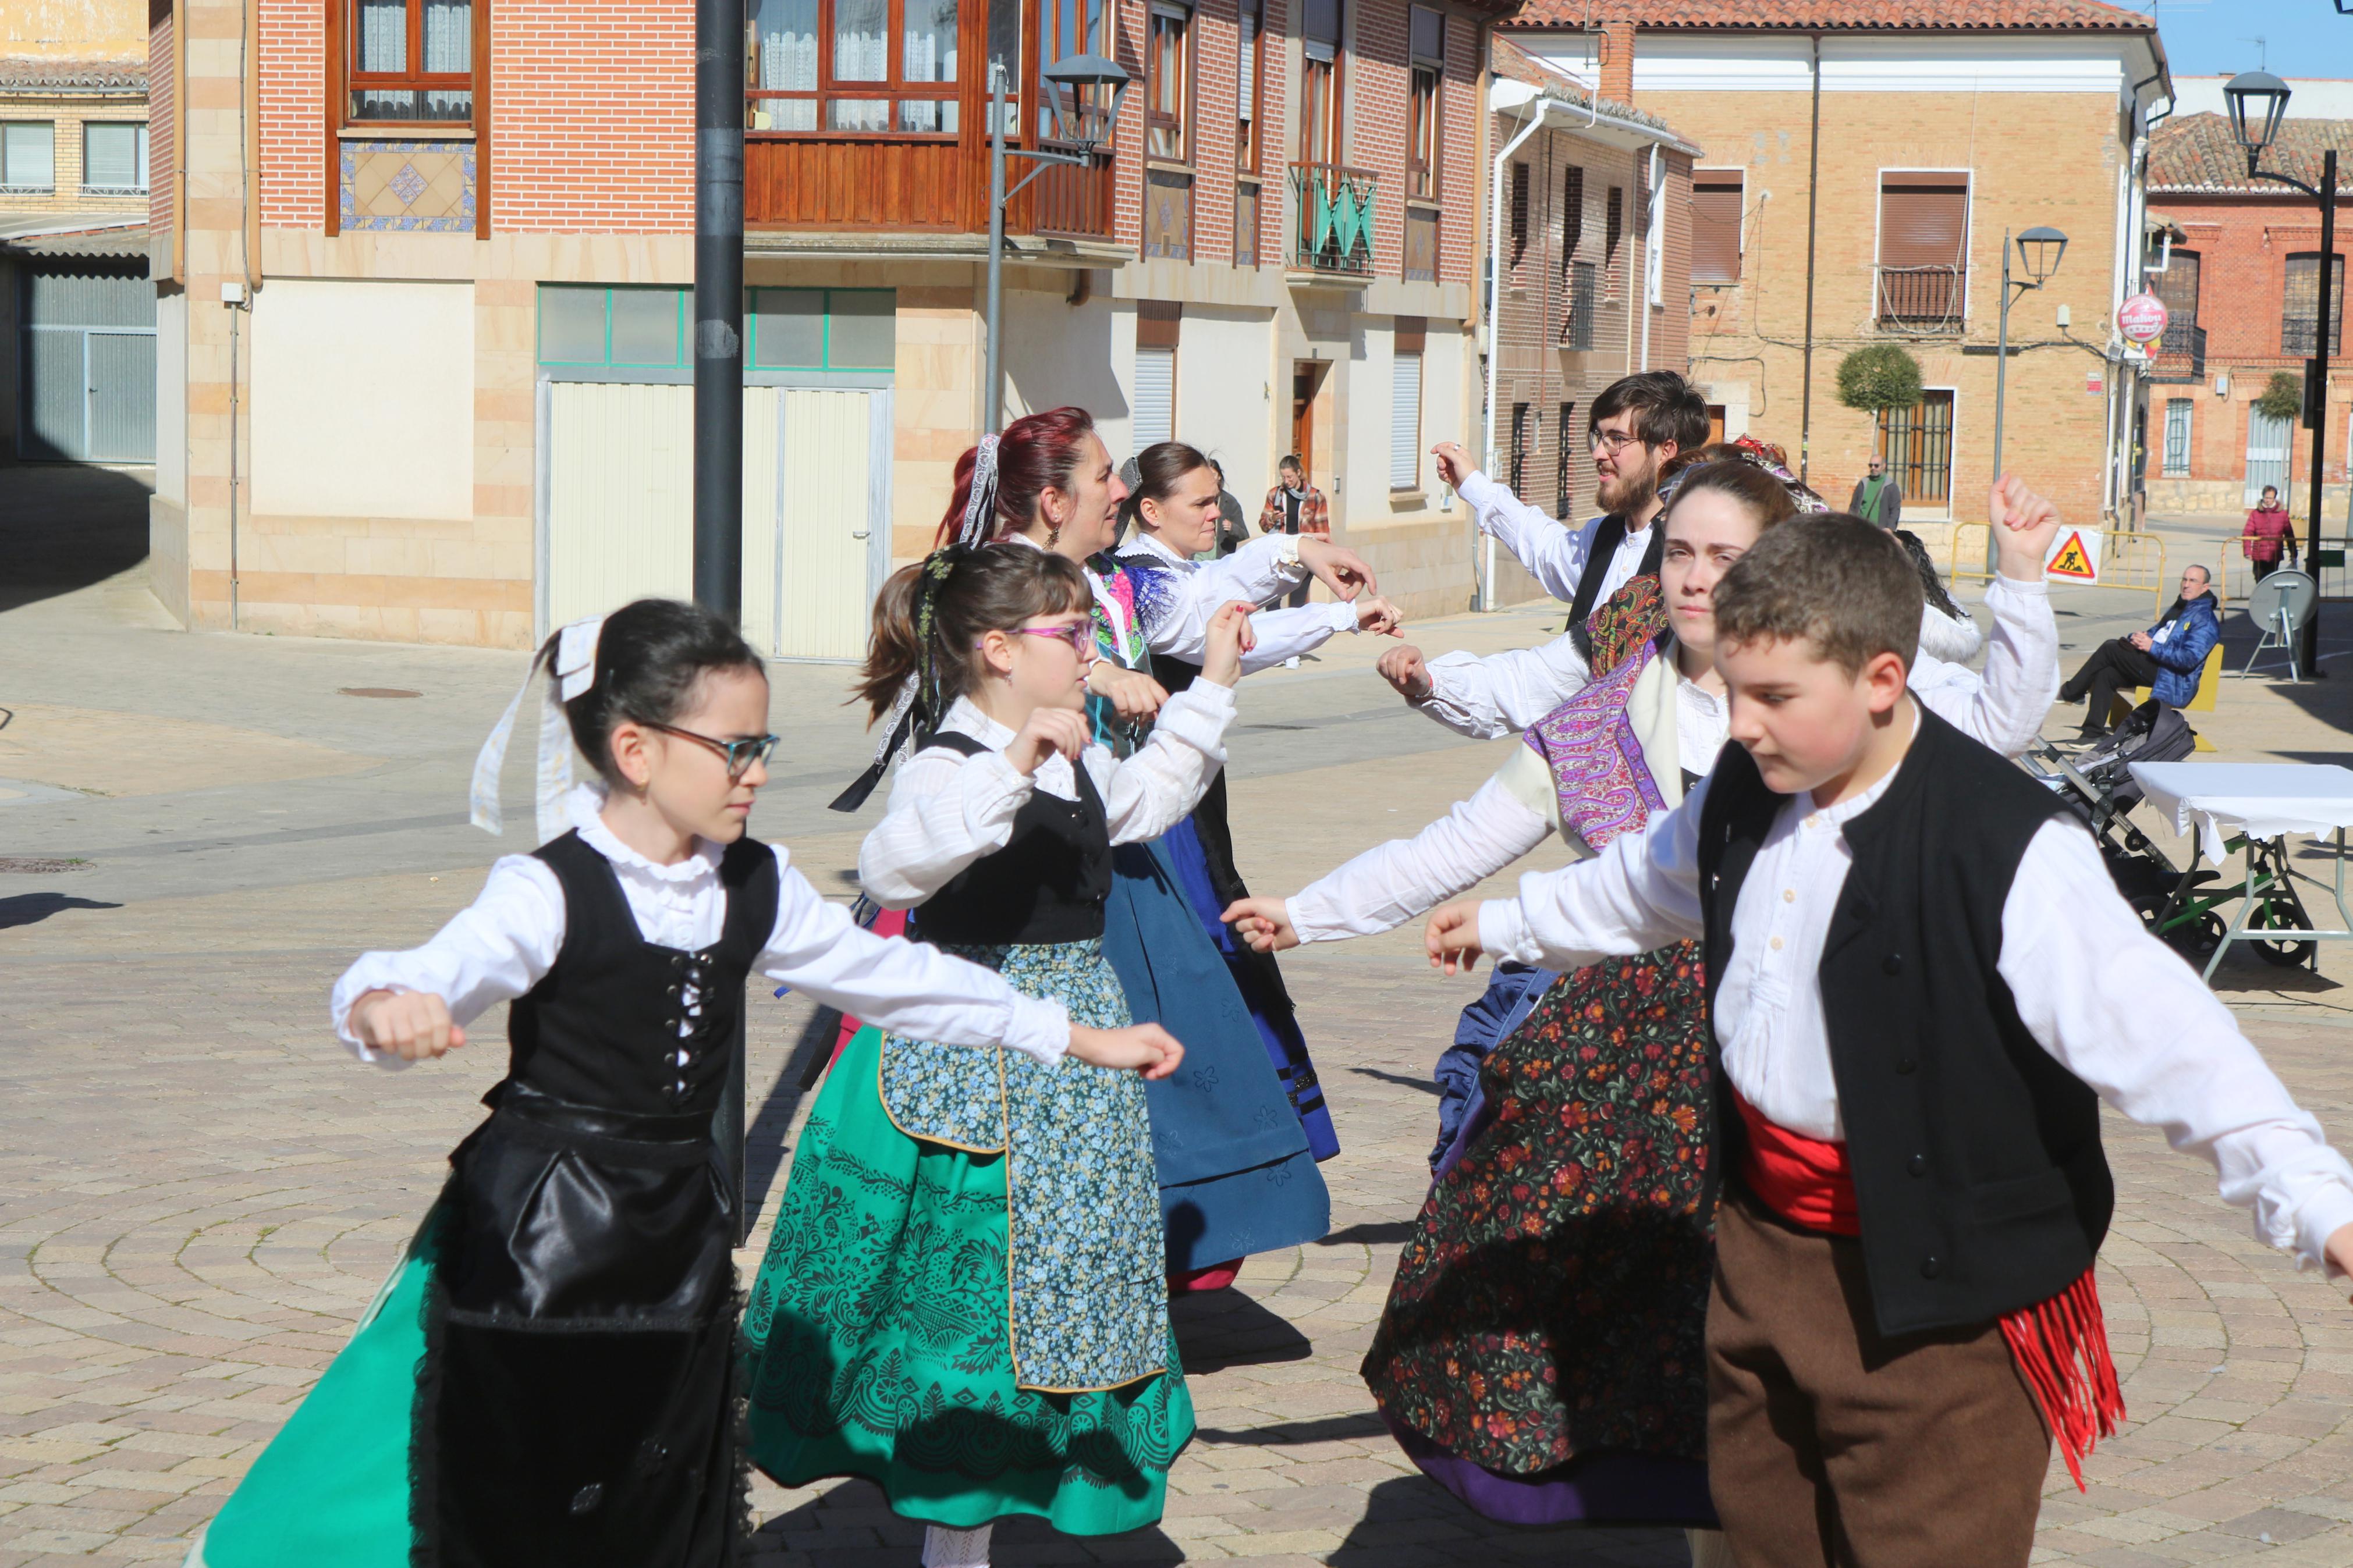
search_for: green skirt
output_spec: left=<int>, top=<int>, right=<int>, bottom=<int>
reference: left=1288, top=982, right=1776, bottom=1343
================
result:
left=742, top=1022, right=1195, bottom=1533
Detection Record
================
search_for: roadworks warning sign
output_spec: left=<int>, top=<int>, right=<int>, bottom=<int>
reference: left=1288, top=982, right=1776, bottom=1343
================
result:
left=2044, top=528, right=2102, bottom=583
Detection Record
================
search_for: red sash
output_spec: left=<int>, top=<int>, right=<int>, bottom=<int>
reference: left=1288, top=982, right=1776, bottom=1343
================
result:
left=1730, top=1090, right=2124, bottom=1488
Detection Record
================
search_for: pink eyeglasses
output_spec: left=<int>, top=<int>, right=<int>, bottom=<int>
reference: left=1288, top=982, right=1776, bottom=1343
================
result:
left=998, top=624, right=1097, bottom=657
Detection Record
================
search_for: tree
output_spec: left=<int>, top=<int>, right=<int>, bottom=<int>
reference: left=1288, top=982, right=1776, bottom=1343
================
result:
left=2257, top=371, right=2303, bottom=425
left=1836, top=344, right=1925, bottom=458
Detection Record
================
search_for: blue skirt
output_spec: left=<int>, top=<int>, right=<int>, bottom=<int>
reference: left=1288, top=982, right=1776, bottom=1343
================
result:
left=1101, top=838, right=1331, bottom=1271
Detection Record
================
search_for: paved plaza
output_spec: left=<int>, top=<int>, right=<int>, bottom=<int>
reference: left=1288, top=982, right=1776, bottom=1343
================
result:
left=3, top=470, right=2353, bottom=1565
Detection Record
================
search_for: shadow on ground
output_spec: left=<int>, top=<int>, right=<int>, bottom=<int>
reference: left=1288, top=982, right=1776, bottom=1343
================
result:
left=0, top=464, right=152, bottom=611
left=1172, top=1282, right=1314, bottom=1373
left=0, top=893, right=122, bottom=929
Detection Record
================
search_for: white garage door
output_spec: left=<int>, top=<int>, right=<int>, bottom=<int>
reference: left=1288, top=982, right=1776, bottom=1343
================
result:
left=542, top=382, right=889, bottom=662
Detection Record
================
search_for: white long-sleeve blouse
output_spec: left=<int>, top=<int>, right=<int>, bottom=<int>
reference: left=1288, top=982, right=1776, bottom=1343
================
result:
left=857, top=685, right=1236, bottom=908
left=1008, top=530, right=1305, bottom=669
left=1115, top=531, right=1358, bottom=672
left=331, top=786, right=1074, bottom=1068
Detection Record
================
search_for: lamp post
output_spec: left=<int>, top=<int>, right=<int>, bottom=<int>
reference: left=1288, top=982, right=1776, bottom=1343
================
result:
left=2228, top=69, right=2334, bottom=675
left=1990, top=225, right=2069, bottom=488
left=984, top=54, right=1130, bottom=433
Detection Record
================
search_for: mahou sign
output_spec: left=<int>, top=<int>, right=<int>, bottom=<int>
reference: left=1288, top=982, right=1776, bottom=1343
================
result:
left=2116, top=291, right=2170, bottom=346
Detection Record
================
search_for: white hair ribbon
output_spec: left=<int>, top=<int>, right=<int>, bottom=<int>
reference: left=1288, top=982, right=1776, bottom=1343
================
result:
left=469, top=614, right=606, bottom=843
left=957, top=433, right=1002, bottom=546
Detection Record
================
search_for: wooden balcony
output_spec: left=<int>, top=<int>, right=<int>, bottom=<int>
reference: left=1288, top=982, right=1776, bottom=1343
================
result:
left=746, top=133, right=1115, bottom=243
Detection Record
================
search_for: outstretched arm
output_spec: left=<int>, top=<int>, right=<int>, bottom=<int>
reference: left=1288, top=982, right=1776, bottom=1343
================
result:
left=1394, top=630, right=1595, bottom=740
left=1231, top=752, right=1559, bottom=950
left=1445, top=455, right=1596, bottom=604
left=1910, top=477, right=2062, bottom=757
left=332, top=857, right=568, bottom=1065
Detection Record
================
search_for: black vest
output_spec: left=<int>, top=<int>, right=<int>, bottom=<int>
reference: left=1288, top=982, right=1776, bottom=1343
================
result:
left=505, top=830, right=780, bottom=1119
left=910, top=731, right=1115, bottom=945
left=1565, top=512, right=1667, bottom=630
left=1697, top=707, right=2114, bottom=1336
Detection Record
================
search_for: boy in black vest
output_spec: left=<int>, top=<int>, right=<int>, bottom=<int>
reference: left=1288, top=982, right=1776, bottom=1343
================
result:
left=1422, top=512, right=2353, bottom=1567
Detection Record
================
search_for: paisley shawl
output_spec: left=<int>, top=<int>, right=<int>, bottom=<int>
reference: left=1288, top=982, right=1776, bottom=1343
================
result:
left=1521, top=574, right=1670, bottom=852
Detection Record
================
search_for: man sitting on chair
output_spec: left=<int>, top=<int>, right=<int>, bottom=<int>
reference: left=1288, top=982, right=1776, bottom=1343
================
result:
left=2057, top=564, right=2220, bottom=739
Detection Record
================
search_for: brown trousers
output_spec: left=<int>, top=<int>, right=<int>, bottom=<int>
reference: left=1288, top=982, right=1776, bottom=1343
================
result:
left=1705, top=1188, right=2051, bottom=1567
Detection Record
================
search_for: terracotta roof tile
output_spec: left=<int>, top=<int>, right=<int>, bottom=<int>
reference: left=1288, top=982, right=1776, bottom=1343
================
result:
left=2149, top=112, right=2353, bottom=195
left=1489, top=33, right=1697, bottom=145
left=1503, top=1, right=2155, bottom=32
left=0, top=58, right=147, bottom=93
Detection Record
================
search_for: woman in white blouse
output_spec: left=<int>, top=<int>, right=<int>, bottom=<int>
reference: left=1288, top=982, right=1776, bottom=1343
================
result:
left=1220, top=462, right=2066, bottom=1562
left=743, top=545, right=1252, bottom=1565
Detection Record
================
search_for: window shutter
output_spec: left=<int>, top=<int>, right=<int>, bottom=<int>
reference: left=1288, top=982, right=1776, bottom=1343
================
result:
left=85, top=125, right=135, bottom=189
left=1878, top=173, right=1968, bottom=270
left=1510, top=163, right=1529, bottom=265
left=1390, top=350, right=1422, bottom=489
left=1691, top=172, right=1742, bottom=283
left=1237, top=4, right=1255, bottom=119
left=1561, top=165, right=1584, bottom=262
left=1134, top=347, right=1175, bottom=447
left=3, top=122, right=56, bottom=189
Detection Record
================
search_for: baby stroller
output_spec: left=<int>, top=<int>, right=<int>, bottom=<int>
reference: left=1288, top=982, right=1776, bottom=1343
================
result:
left=2019, top=701, right=2317, bottom=968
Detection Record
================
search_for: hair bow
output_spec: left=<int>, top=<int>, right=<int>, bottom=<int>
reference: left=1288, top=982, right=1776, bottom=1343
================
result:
left=470, top=614, right=605, bottom=843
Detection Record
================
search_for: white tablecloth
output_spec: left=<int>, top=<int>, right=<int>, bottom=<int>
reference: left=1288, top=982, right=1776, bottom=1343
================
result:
left=2128, top=761, right=2353, bottom=862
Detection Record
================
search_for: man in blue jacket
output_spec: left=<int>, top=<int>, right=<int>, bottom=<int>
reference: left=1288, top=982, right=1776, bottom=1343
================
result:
left=2057, top=564, right=2220, bottom=737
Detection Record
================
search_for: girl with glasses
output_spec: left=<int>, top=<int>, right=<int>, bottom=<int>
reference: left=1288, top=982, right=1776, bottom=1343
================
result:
left=187, top=598, right=1182, bottom=1568
left=744, top=545, right=1253, bottom=1567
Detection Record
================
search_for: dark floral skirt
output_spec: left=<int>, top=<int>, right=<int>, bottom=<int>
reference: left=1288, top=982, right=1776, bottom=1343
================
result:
left=1362, top=940, right=1713, bottom=1473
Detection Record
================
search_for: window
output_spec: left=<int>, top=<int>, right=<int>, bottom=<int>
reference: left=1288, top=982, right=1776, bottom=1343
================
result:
left=349, top=0, right=473, bottom=123
left=1390, top=318, right=1424, bottom=490
left=1041, top=0, right=1111, bottom=140
left=1, top=122, right=56, bottom=190
left=1300, top=0, right=1341, bottom=166
left=1146, top=5, right=1191, bottom=162
left=1407, top=7, right=1442, bottom=200
left=1509, top=162, right=1529, bottom=271
left=748, top=0, right=959, bottom=134
left=1567, top=261, right=1597, bottom=350
left=2153, top=250, right=2199, bottom=354
left=1134, top=303, right=1179, bottom=445
left=751, top=288, right=897, bottom=370
left=1876, top=172, right=1969, bottom=325
left=1605, top=184, right=1622, bottom=264
left=83, top=123, right=150, bottom=193
left=1236, top=0, right=1261, bottom=172
left=1561, top=164, right=1584, bottom=265
left=1879, top=390, right=1955, bottom=511
left=1509, top=401, right=1530, bottom=493
left=538, top=286, right=689, bottom=371
left=1691, top=170, right=1743, bottom=285
left=2163, top=398, right=2193, bottom=477
left=1555, top=400, right=1575, bottom=517
left=2283, top=253, right=2345, bottom=357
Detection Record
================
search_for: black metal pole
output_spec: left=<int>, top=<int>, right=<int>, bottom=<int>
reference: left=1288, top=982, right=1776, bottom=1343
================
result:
left=2305, top=148, right=2335, bottom=678
left=693, top=0, right=748, bottom=1236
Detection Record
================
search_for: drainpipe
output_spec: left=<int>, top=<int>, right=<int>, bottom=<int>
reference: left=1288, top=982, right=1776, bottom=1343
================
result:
left=1797, top=32, right=1822, bottom=482
left=1641, top=143, right=1662, bottom=371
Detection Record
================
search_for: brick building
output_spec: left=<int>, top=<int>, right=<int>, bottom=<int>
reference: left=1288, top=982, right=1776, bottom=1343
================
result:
left=2143, top=113, right=2353, bottom=522
left=1495, top=1, right=2172, bottom=533
left=148, top=0, right=1528, bottom=650
left=2, top=0, right=153, bottom=463
left=1480, top=35, right=1697, bottom=604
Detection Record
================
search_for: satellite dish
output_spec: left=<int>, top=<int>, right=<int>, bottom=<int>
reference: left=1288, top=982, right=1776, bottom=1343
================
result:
left=2247, top=567, right=2317, bottom=635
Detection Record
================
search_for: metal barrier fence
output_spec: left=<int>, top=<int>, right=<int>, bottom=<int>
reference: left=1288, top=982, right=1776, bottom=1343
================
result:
left=1942, top=522, right=2164, bottom=612
left=2218, top=534, right=2353, bottom=605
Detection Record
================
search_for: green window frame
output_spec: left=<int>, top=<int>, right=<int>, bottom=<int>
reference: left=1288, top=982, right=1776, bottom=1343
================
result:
left=536, top=285, right=690, bottom=370
left=749, top=287, right=896, bottom=374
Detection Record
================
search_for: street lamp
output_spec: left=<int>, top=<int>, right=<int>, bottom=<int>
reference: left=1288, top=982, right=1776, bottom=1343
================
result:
left=2227, top=69, right=2336, bottom=675
left=984, top=54, right=1130, bottom=433
left=1989, top=225, right=2070, bottom=524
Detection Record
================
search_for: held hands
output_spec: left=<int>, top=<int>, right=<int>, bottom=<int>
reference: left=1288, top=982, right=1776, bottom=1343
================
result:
left=1354, top=596, right=1406, bottom=637
left=350, top=989, right=464, bottom=1062
left=1009, top=707, right=1091, bottom=776
left=2128, top=631, right=2154, bottom=652
left=1088, top=662, right=1168, bottom=721
left=1199, top=601, right=1257, bottom=688
left=1297, top=538, right=1379, bottom=602
left=1378, top=643, right=1435, bottom=702
left=1221, top=896, right=1299, bottom=953
left=1431, top=441, right=1474, bottom=492
left=1067, top=1022, right=1186, bottom=1080
left=1425, top=903, right=1486, bottom=976
left=1988, top=474, right=2062, bottom=582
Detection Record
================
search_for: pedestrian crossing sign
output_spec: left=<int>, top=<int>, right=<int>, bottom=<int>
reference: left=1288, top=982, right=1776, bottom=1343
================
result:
left=2045, top=528, right=2102, bottom=583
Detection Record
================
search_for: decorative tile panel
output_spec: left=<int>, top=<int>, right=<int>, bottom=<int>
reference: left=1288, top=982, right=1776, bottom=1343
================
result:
left=341, top=140, right=475, bottom=233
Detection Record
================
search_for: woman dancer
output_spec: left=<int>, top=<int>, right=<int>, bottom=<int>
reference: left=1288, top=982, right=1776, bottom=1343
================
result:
left=1112, top=439, right=1403, bottom=1169
left=188, top=598, right=1179, bottom=1568
left=743, top=546, right=1250, bottom=1564
left=855, top=408, right=1367, bottom=1288
left=1225, top=464, right=2065, bottom=1555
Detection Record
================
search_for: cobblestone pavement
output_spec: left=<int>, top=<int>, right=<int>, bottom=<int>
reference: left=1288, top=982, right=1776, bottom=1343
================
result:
left=3, top=481, right=2352, bottom=1565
